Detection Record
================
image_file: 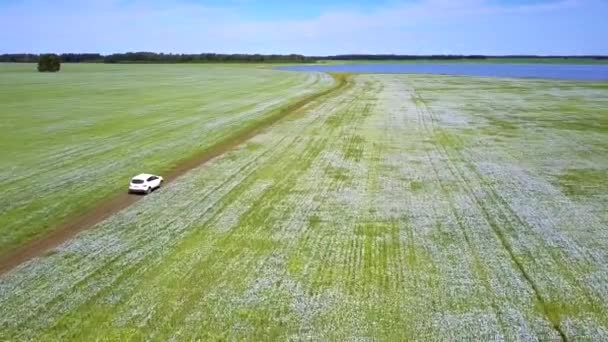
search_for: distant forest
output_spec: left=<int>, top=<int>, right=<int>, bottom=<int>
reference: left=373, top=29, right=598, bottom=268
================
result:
left=1, top=52, right=607, bottom=63
left=0, top=53, right=314, bottom=63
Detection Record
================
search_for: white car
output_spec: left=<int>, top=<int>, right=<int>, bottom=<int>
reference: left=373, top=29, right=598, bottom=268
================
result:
left=129, top=173, right=164, bottom=194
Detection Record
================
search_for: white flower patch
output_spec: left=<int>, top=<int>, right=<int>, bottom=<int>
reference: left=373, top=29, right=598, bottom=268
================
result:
left=234, top=252, right=340, bottom=338
left=213, top=180, right=274, bottom=233
left=433, top=310, right=505, bottom=340
left=562, top=317, right=608, bottom=340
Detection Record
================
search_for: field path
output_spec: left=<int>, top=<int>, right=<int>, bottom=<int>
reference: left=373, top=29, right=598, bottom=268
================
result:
left=0, top=73, right=350, bottom=275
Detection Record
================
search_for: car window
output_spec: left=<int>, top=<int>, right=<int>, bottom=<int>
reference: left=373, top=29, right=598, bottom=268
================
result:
left=147, top=176, right=157, bottom=181
left=131, top=179, right=144, bottom=184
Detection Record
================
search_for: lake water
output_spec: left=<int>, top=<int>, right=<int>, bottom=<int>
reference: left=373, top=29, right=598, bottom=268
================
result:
left=278, top=63, right=608, bottom=81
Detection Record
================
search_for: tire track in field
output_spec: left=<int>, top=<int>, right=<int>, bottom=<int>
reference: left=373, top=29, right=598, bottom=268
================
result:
left=412, top=89, right=568, bottom=341
left=425, top=90, right=608, bottom=332
left=0, top=73, right=352, bottom=276
left=412, top=89, right=509, bottom=338
left=457, top=141, right=608, bottom=329
left=377, top=84, right=409, bottom=296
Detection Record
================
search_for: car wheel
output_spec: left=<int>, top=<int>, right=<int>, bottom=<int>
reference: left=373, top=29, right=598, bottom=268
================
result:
left=146, top=187, right=152, bottom=194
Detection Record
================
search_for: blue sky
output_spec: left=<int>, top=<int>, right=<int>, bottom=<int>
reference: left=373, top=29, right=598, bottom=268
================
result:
left=0, top=0, right=606, bottom=55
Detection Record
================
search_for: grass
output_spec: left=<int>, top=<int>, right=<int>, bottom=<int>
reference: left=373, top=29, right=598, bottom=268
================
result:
left=0, top=70, right=607, bottom=340
left=0, top=63, right=333, bottom=254
left=556, top=168, right=607, bottom=197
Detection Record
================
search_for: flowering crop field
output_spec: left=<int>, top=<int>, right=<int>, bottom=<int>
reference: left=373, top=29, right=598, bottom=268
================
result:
left=0, top=63, right=332, bottom=253
left=1, top=72, right=607, bottom=340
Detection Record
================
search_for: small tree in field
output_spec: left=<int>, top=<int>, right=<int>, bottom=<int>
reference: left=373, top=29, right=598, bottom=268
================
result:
left=37, top=54, right=61, bottom=72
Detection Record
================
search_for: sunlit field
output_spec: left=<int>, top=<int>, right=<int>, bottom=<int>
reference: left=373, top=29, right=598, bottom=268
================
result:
left=0, top=63, right=333, bottom=253
left=1, top=71, right=607, bottom=339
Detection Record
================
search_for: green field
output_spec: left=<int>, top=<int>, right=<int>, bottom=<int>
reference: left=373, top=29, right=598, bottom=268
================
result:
left=1, top=65, right=608, bottom=339
left=0, top=63, right=333, bottom=253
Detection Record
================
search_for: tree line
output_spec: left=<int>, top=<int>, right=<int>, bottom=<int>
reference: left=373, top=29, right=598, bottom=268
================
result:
left=0, top=52, right=314, bottom=63
left=1, top=53, right=606, bottom=64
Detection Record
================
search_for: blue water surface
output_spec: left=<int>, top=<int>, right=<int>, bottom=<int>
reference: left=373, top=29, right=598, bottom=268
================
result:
left=278, top=63, right=608, bottom=81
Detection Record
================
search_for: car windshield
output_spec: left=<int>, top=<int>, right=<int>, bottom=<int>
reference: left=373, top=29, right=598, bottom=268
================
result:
left=131, top=179, right=144, bottom=184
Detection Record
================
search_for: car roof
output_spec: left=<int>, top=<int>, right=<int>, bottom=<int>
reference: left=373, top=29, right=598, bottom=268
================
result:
left=132, top=173, right=155, bottom=180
